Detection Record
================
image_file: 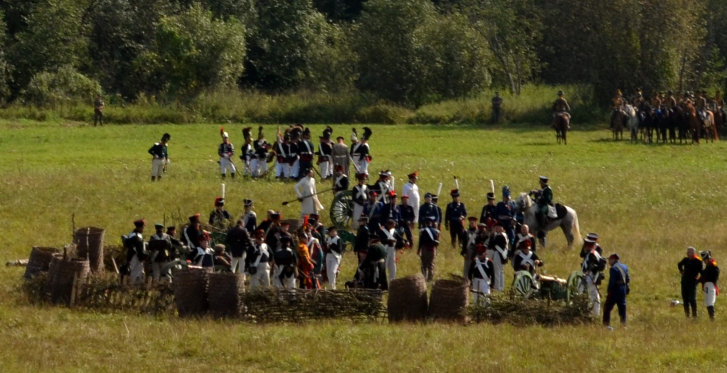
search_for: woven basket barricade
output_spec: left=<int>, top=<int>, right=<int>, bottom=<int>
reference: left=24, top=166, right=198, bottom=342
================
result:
left=48, top=257, right=90, bottom=306
left=173, top=267, right=209, bottom=317
left=74, top=227, right=105, bottom=274
left=240, top=288, right=385, bottom=322
left=207, top=273, right=244, bottom=318
left=75, top=274, right=176, bottom=315
left=387, top=274, right=428, bottom=322
left=24, top=247, right=60, bottom=279
left=429, top=277, right=469, bottom=323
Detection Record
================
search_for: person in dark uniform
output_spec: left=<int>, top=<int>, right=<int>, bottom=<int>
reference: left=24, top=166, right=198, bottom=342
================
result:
left=264, top=211, right=283, bottom=252
left=491, top=92, right=503, bottom=123
left=252, top=126, right=270, bottom=178
left=298, top=128, right=315, bottom=180
left=445, top=188, right=467, bottom=249
left=218, top=130, right=236, bottom=179
left=351, top=173, right=369, bottom=230
left=431, top=194, right=443, bottom=230
left=397, top=195, right=415, bottom=245
left=362, top=236, right=387, bottom=290
left=93, top=95, right=104, bottom=126
left=364, top=190, right=385, bottom=230
left=512, top=239, right=542, bottom=274
left=479, top=192, right=497, bottom=224
left=534, top=176, right=552, bottom=242
left=495, top=186, right=516, bottom=246
left=552, top=90, right=571, bottom=129
left=700, top=250, right=720, bottom=320
left=183, top=214, right=202, bottom=251
left=332, top=165, right=349, bottom=193
left=226, top=219, right=254, bottom=277
left=469, top=245, right=494, bottom=305
left=580, top=232, right=606, bottom=316
left=318, top=126, right=334, bottom=180
left=678, top=246, right=704, bottom=318
left=241, top=199, right=257, bottom=233
left=418, top=217, right=440, bottom=282
left=148, top=223, right=173, bottom=283
left=418, top=192, right=440, bottom=229
left=603, top=253, right=630, bottom=329
left=379, top=191, right=401, bottom=225
left=354, top=216, right=370, bottom=264
left=148, top=133, right=170, bottom=181
left=461, top=216, right=479, bottom=278
left=208, top=197, right=231, bottom=230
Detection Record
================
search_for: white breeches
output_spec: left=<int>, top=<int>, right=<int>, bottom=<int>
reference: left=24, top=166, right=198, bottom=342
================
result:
left=320, top=161, right=332, bottom=179
left=128, top=255, right=145, bottom=285
left=352, top=204, right=364, bottom=229
left=705, top=282, right=717, bottom=307
left=472, top=277, right=491, bottom=305
left=586, top=275, right=601, bottom=316
left=325, top=253, right=341, bottom=289
left=487, top=249, right=505, bottom=291
left=220, top=157, right=236, bottom=175
left=151, top=158, right=165, bottom=177
left=249, top=262, right=270, bottom=291
left=273, top=265, right=296, bottom=289
left=386, top=246, right=397, bottom=281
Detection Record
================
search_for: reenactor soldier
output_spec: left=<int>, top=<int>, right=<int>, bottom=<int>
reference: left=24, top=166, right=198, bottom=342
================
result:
left=488, top=222, right=509, bottom=291
left=632, top=88, right=644, bottom=107
left=397, top=195, right=415, bottom=245
left=461, top=216, right=479, bottom=278
left=350, top=127, right=372, bottom=175
left=700, top=250, right=719, bottom=320
left=533, top=176, right=553, bottom=242
left=445, top=188, right=467, bottom=248
left=209, top=197, right=231, bottom=230
left=678, top=246, right=704, bottom=318
left=362, top=236, right=388, bottom=290
left=479, top=192, right=497, bottom=224
left=148, top=133, right=170, bottom=181
left=93, top=95, right=104, bottom=126
left=516, top=224, right=537, bottom=253
left=491, top=92, right=503, bottom=123
left=318, top=126, right=334, bottom=180
left=252, top=126, right=270, bottom=177
left=364, top=190, right=385, bottom=230
left=603, top=253, right=630, bottom=329
left=248, top=230, right=271, bottom=290
left=372, top=170, right=394, bottom=204
left=287, top=127, right=302, bottom=179
left=273, top=131, right=292, bottom=179
left=298, top=128, right=316, bottom=180
left=581, top=233, right=606, bottom=316
left=418, top=217, right=440, bottom=282
left=241, top=199, right=257, bottom=233
left=218, top=129, right=237, bottom=179
left=431, top=194, right=443, bottom=230
left=610, top=89, right=625, bottom=127
left=240, top=127, right=255, bottom=177
left=379, top=191, right=401, bottom=224
left=183, top=213, right=202, bottom=251
left=324, top=226, right=345, bottom=289
left=552, top=90, right=571, bottom=129
left=665, top=90, right=678, bottom=109
left=272, top=240, right=297, bottom=289
left=418, top=192, right=440, bottom=229
left=351, top=173, right=369, bottom=230
left=294, top=167, right=324, bottom=222
left=124, top=219, right=147, bottom=286
left=166, top=225, right=184, bottom=260
left=332, top=165, right=349, bottom=194
left=148, top=223, right=173, bottom=283
left=714, top=90, right=726, bottom=119
left=331, top=136, right=350, bottom=177
left=495, top=186, right=516, bottom=246
left=469, top=245, right=493, bottom=305
left=226, top=219, right=254, bottom=279
left=402, top=171, right=420, bottom=226
left=512, top=239, right=542, bottom=275
left=354, top=216, right=370, bottom=264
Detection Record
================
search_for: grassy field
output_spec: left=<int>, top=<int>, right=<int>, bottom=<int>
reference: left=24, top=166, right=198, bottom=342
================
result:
left=2, top=119, right=727, bottom=371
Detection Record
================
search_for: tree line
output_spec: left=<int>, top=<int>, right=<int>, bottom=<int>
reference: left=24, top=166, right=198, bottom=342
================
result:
left=0, top=0, right=724, bottom=109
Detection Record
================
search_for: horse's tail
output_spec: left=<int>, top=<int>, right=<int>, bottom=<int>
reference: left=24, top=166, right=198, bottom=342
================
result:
left=570, top=208, right=581, bottom=246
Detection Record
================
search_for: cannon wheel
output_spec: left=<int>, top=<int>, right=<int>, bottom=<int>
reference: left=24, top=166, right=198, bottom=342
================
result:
left=566, top=271, right=586, bottom=303
left=330, top=190, right=353, bottom=229
left=513, top=271, right=537, bottom=298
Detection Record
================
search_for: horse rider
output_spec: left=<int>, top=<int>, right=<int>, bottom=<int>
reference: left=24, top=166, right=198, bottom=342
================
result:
left=610, top=89, right=625, bottom=128
left=665, top=90, right=677, bottom=110
left=533, top=176, right=552, bottom=242
left=696, top=90, right=711, bottom=121
left=552, top=90, right=571, bottom=129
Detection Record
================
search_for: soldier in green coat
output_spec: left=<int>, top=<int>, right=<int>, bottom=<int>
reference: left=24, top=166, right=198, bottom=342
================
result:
left=535, top=176, right=552, bottom=230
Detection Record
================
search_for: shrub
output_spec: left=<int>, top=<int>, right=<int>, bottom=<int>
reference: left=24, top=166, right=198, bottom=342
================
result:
left=22, top=66, right=101, bottom=108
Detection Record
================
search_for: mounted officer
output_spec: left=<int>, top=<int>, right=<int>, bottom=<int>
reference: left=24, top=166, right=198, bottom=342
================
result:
left=532, top=176, right=552, bottom=240
left=552, top=90, right=571, bottom=129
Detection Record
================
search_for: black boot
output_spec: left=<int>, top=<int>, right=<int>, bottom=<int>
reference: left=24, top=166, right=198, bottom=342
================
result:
left=222, top=174, right=226, bottom=179
left=684, top=304, right=690, bottom=318
left=151, top=176, right=156, bottom=182
left=231, top=173, right=235, bottom=179
left=708, top=306, right=715, bottom=320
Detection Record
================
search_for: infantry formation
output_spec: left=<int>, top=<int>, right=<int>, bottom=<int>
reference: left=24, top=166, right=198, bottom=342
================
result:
left=137, top=123, right=718, bottom=328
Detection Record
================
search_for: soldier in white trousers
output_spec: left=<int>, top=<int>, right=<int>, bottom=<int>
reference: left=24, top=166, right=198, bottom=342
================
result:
left=248, top=231, right=271, bottom=290
left=581, top=233, right=606, bottom=316
left=325, top=227, right=344, bottom=289
left=218, top=130, right=236, bottom=178
left=701, top=250, right=720, bottom=320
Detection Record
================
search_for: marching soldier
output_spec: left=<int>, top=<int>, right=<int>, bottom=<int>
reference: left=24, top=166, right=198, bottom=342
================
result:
left=148, top=133, right=170, bottom=182
left=351, top=127, right=372, bottom=174
left=124, top=219, right=147, bottom=286
left=445, top=188, right=467, bottom=248
left=700, top=250, right=719, bottom=320
left=325, top=226, right=345, bottom=289
left=402, top=171, right=421, bottom=226
left=240, top=127, right=254, bottom=177
left=603, top=253, right=630, bottom=329
left=318, top=126, right=334, bottom=180
left=331, top=136, right=350, bottom=177
left=552, top=90, right=571, bottom=129
left=418, top=217, right=440, bottom=282
left=678, top=246, right=703, bottom=318
left=418, top=192, right=440, bottom=229
left=218, top=128, right=237, bottom=179
left=252, top=126, right=270, bottom=177
left=479, top=192, right=497, bottom=224
left=209, top=197, right=231, bottom=230
left=351, top=173, right=369, bottom=230
left=273, top=131, right=292, bottom=179
left=298, top=128, right=316, bottom=180
left=581, top=233, right=606, bottom=316
left=332, top=165, right=349, bottom=193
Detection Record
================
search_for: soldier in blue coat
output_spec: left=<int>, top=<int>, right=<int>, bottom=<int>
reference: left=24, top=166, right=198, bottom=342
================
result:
left=495, top=186, right=516, bottom=246
left=418, top=193, right=440, bottom=229
left=603, top=253, right=630, bottom=328
left=148, top=133, right=170, bottom=181
left=397, top=195, right=415, bottom=245
left=445, top=188, right=467, bottom=248
left=479, top=192, right=497, bottom=224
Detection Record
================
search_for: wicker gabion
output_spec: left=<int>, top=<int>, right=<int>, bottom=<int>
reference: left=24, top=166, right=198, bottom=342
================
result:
left=387, top=274, right=428, bottom=322
left=207, top=273, right=244, bottom=318
left=429, top=277, right=469, bottom=323
left=173, top=268, right=209, bottom=317
left=74, top=227, right=105, bottom=274
left=24, top=247, right=60, bottom=279
left=48, top=257, right=90, bottom=307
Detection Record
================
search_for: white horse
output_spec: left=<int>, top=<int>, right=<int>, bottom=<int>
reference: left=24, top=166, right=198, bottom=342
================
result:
left=516, top=192, right=581, bottom=248
left=625, top=104, right=639, bottom=143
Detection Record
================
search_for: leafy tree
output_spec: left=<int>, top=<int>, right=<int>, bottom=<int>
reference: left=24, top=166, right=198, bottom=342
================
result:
left=0, top=10, right=11, bottom=103
left=23, top=65, right=101, bottom=107
left=135, top=4, right=246, bottom=99
left=8, top=0, right=89, bottom=97
left=313, top=0, right=366, bottom=22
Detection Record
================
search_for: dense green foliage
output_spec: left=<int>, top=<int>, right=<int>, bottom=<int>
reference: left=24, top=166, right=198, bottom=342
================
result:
left=0, top=0, right=725, bottom=109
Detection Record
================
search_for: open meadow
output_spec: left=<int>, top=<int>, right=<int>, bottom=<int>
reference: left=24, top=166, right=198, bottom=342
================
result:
left=2, top=120, right=727, bottom=371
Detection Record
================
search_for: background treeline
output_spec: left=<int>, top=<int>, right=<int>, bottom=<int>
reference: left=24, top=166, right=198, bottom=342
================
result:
left=0, top=0, right=725, bottom=124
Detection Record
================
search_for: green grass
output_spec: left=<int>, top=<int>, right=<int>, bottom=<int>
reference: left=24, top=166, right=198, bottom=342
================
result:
left=2, top=119, right=727, bottom=371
